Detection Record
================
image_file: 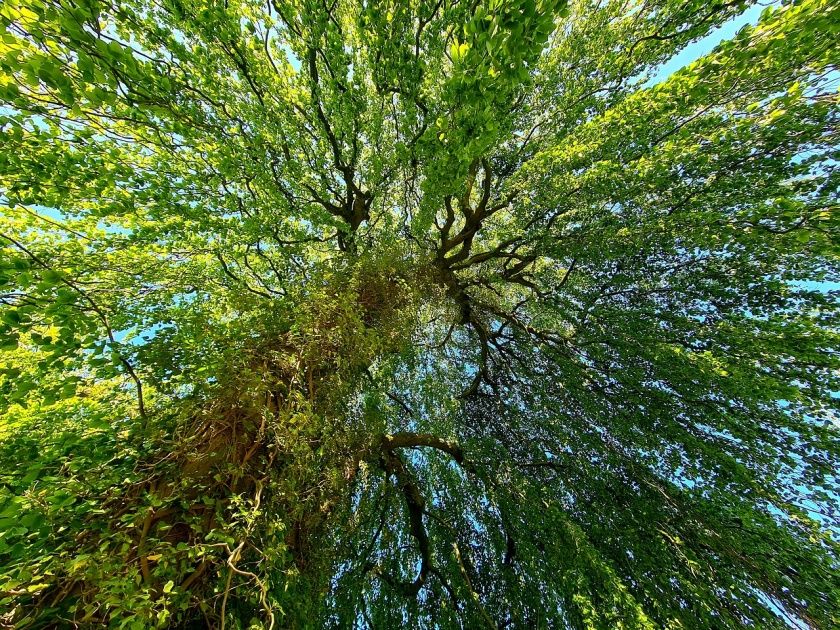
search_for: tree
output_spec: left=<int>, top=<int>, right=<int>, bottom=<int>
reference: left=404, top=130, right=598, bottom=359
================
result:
left=0, top=0, right=837, bottom=627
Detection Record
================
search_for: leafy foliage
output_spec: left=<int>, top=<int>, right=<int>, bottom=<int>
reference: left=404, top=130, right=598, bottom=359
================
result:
left=0, top=0, right=838, bottom=628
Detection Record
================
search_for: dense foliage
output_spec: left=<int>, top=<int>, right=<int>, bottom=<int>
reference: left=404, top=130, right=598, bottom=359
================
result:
left=0, top=0, right=838, bottom=627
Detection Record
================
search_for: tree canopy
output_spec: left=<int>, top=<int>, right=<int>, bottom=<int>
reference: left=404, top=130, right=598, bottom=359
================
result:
left=0, top=0, right=838, bottom=627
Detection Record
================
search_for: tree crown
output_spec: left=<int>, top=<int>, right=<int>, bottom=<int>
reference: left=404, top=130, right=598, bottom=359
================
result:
left=0, top=0, right=838, bottom=628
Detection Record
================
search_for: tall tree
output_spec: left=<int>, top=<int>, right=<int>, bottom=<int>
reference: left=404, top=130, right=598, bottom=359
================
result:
left=0, top=0, right=838, bottom=627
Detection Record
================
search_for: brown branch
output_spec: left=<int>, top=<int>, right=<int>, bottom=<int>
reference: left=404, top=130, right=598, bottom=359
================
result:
left=382, top=432, right=465, bottom=465
left=1, top=232, right=147, bottom=420
left=215, top=252, right=275, bottom=300
left=380, top=447, right=431, bottom=596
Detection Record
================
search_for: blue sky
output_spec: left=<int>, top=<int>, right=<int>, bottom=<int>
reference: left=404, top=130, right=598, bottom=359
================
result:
left=646, top=2, right=777, bottom=86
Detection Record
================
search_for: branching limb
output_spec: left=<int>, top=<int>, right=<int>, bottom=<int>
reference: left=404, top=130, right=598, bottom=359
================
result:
left=1, top=232, right=147, bottom=420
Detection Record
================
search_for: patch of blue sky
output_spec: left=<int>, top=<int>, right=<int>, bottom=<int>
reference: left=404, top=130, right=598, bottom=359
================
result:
left=642, top=1, right=781, bottom=88
left=29, top=205, right=65, bottom=221
left=791, top=280, right=840, bottom=292
left=279, top=42, right=301, bottom=71
left=14, top=204, right=133, bottom=237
